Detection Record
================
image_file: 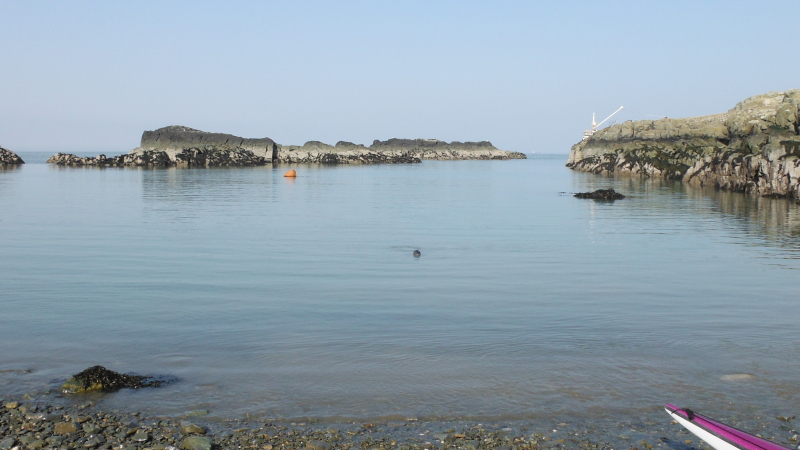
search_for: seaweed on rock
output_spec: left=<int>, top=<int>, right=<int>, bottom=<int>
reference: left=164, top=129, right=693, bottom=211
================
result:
left=62, top=365, right=169, bottom=393
left=574, top=189, right=626, bottom=200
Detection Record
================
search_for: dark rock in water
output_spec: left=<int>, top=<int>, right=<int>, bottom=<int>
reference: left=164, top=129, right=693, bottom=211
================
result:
left=61, top=365, right=169, bottom=393
left=0, top=147, right=24, bottom=165
left=574, top=189, right=626, bottom=200
left=413, top=250, right=421, bottom=258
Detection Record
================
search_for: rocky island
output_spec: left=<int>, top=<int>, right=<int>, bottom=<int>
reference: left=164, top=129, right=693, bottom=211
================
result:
left=567, top=90, right=800, bottom=200
left=47, top=126, right=525, bottom=167
left=0, top=147, right=24, bottom=165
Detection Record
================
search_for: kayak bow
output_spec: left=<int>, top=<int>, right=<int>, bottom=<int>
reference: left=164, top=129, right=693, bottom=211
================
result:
left=665, top=404, right=791, bottom=450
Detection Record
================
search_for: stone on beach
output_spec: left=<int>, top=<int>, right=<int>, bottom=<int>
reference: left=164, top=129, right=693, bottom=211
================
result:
left=181, top=436, right=213, bottom=450
left=54, top=421, right=78, bottom=435
left=180, top=421, right=207, bottom=435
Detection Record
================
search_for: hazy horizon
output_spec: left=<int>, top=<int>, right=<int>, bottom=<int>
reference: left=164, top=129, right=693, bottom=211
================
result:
left=2, top=1, right=798, bottom=154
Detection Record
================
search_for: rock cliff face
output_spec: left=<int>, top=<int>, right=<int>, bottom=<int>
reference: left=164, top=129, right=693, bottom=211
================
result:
left=134, top=126, right=277, bottom=161
left=0, top=147, right=24, bottom=165
left=567, top=90, right=800, bottom=199
left=48, top=126, right=525, bottom=167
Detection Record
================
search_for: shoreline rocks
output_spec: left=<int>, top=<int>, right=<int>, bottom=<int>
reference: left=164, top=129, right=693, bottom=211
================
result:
left=567, top=90, right=800, bottom=200
left=0, top=147, right=24, bottom=165
left=0, top=397, right=797, bottom=450
left=48, top=125, right=525, bottom=167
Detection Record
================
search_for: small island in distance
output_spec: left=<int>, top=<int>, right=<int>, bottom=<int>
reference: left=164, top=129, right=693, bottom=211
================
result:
left=44, top=126, right=526, bottom=167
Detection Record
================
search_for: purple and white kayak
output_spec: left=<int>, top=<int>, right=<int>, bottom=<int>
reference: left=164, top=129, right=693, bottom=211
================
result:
left=665, top=404, right=791, bottom=450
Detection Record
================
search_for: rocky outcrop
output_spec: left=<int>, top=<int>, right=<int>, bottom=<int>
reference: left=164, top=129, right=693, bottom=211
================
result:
left=268, top=138, right=523, bottom=164
left=48, top=126, right=524, bottom=167
left=0, top=147, right=24, bottom=165
left=278, top=141, right=422, bottom=164
left=134, top=125, right=277, bottom=161
left=567, top=90, right=800, bottom=199
left=47, top=148, right=266, bottom=167
left=369, top=138, right=526, bottom=160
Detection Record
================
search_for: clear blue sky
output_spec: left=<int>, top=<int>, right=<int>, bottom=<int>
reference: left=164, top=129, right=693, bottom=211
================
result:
left=2, top=0, right=798, bottom=154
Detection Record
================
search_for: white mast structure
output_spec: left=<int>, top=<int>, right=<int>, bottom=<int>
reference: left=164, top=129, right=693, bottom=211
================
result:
left=582, top=106, right=623, bottom=140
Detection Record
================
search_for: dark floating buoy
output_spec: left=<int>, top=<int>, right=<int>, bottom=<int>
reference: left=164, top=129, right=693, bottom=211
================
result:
left=413, top=250, right=421, bottom=258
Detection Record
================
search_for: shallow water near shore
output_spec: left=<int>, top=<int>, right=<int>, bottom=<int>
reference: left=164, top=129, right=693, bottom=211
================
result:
left=2, top=154, right=800, bottom=423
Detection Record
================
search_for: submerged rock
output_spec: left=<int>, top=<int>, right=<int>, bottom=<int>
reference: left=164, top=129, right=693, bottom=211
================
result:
left=720, top=373, right=755, bottom=382
left=180, top=421, right=207, bottom=435
left=574, top=189, right=626, bottom=200
left=61, top=365, right=168, bottom=393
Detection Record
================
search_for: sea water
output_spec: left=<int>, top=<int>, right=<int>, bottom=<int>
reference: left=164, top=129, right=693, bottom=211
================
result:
left=1, top=154, right=799, bottom=420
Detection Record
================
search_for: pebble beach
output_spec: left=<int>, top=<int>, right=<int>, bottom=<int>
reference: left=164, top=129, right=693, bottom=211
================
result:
left=2, top=393, right=799, bottom=450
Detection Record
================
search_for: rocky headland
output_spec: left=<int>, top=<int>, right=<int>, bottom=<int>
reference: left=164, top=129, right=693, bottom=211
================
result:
left=47, top=126, right=525, bottom=167
left=0, top=147, right=24, bottom=165
left=567, top=90, right=800, bottom=200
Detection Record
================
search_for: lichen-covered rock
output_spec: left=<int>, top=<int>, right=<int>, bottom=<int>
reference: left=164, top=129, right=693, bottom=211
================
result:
left=567, top=90, right=800, bottom=199
left=0, top=147, right=24, bottom=165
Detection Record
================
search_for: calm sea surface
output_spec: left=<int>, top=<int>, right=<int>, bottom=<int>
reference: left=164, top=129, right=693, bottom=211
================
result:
left=2, top=153, right=800, bottom=421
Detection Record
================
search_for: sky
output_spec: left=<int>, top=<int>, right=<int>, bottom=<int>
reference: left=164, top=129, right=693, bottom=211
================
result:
left=1, top=0, right=799, bottom=154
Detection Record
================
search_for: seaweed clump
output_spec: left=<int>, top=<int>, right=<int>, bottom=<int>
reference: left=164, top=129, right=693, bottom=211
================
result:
left=574, top=189, right=626, bottom=200
left=62, top=365, right=167, bottom=393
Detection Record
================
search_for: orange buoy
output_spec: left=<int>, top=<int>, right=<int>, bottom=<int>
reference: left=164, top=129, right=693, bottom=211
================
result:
left=283, top=169, right=296, bottom=177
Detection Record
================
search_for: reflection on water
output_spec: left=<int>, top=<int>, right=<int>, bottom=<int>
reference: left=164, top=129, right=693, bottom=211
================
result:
left=1, top=158, right=799, bottom=421
left=698, top=189, right=800, bottom=253
left=574, top=171, right=800, bottom=260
